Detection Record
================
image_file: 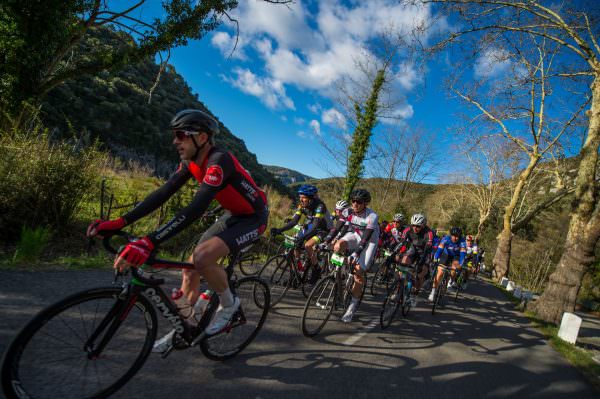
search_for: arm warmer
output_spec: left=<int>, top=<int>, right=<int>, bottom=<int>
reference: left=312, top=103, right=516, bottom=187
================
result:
left=122, top=166, right=191, bottom=225
left=356, top=228, right=374, bottom=254
left=278, top=213, right=301, bottom=232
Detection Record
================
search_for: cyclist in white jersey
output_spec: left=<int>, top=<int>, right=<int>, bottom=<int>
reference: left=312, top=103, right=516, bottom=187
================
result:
left=322, top=189, right=379, bottom=323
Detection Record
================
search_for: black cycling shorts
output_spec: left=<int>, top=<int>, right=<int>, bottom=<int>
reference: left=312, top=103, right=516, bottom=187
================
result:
left=197, top=211, right=268, bottom=254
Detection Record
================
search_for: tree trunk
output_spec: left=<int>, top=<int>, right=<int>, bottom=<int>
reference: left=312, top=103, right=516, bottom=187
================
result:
left=492, top=155, right=540, bottom=280
left=533, top=75, right=600, bottom=324
left=533, top=227, right=597, bottom=324
left=493, top=228, right=512, bottom=281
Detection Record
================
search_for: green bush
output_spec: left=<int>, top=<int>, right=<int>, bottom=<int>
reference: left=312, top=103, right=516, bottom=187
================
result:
left=0, top=128, right=107, bottom=241
left=12, top=226, right=52, bottom=263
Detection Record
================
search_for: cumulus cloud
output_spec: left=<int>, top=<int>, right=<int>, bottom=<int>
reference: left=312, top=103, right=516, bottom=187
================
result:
left=395, top=62, right=422, bottom=91
left=297, top=130, right=307, bottom=138
left=474, top=48, right=513, bottom=78
left=211, top=1, right=434, bottom=103
left=294, top=117, right=306, bottom=125
left=322, top=108, right=347, bottom=130
left=211, top=31, right=247, bottom=60
left=224, top=67, right=295, bottom=110
left=310, top=119, right=321, bottom=136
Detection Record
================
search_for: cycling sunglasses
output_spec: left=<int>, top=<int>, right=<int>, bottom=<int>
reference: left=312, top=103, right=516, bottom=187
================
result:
left=172, top=129, right=199, bottom=140
left=351, top=199, right=364, bottom=204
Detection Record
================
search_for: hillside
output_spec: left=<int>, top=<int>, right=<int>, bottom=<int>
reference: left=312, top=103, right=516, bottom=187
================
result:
left=40, top=27, right=289, bottom=195
left=264, top=165, right=315, bottom=185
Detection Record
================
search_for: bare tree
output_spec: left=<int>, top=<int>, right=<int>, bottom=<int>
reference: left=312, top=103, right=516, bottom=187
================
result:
left=418, top=0, right=600, bottom=323
left=370, top=125, right=436, bottom=210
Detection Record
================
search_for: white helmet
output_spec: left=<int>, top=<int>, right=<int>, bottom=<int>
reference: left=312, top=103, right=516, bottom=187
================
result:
left=393, top=213, right=405, bottom=222
left=335, top=200, right=349, bottom=210
left=411, top=213, right=426, bottom=226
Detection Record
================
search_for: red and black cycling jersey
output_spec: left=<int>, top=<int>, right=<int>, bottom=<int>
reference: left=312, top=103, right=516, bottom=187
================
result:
left=400, top=226, right=433, bottom=254
left=123, top=147, right=268, bottom=244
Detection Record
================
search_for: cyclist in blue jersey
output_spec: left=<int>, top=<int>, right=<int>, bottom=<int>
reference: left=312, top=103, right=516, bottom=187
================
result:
left=428, top=227, right=466, bottom=302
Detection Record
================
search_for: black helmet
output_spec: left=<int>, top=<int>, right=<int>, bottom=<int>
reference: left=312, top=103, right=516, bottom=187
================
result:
left=350, top=189, right=371, bottom=203
left=170, top=109, right=219, bottom=136
left=450, top=227, right=462, bottom=236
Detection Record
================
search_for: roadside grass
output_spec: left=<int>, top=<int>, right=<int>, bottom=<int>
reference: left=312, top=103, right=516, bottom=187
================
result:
left=492, top=280, right=600, bottom=391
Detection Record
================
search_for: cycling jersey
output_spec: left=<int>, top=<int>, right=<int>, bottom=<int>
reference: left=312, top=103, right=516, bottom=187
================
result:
left=385, top=223, right=403, bottom=242
left=278, top=198, right=333, bottom=242
left=465, top=243, right=479, bottom=265
left=434, top=235, right=467, bottom=266
left=344, top=207, right=379, bottom=237
left=123, top=147, right=268, bottom=248
left=401, top=226, right=433, bottom=255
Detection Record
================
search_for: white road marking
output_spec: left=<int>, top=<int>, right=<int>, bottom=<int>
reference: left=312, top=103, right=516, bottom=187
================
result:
left=342, top=316, right=379, bottom=346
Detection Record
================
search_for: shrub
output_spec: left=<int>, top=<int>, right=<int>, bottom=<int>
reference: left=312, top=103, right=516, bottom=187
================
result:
left=0, top=127, right=107, bottom=241
left=12, top=226, right=52, bottom=263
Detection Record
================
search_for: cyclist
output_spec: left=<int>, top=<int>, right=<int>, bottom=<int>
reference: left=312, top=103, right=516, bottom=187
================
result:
left=399, top=213, right=433, bottom=296
left=334, top=199, right=349, bottom=219
left=385, top=213, right=405, bottom=246
left=463, top=234, right=479, bottom=288
left=270, top=184, right=333, bottom=280
left=428, top=226, right=466, bottom=302
left=87, top=109, right=268, bottom=349
left=323, top=189, right=379, bottom=323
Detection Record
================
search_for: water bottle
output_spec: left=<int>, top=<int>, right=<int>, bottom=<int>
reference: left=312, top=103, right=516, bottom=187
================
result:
left=407, top=280, right=413, bottom=293
left=171, top=288, right=193, bottom=323
left=192, top=290, right=213, bottom=323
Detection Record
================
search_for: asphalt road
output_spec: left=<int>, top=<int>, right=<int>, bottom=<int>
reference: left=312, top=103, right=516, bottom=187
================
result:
left=0, top=268, right=597, bottom=399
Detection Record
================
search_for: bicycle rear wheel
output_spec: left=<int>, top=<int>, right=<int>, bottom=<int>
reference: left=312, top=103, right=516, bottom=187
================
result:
left=301, top=276, right=337, bottom=337
left=200, top=277, right=270, bottom=361
left=238, top=240, right=271, bottom=276
left=1, top=287, right=157, bottom=399
left=258, top=254, right=293, bottom=308
left=380, top=280, right=403, bottom=329
left=370, top=261, right=393, bottom=297
left=431, top=273, right=448, bottom=315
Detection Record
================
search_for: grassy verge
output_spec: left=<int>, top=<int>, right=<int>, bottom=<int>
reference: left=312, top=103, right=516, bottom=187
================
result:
left=491, top=280, right=600, bottom=391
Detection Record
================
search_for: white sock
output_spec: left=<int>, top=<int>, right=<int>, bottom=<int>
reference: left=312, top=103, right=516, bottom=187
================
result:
left=218, top=288, right=234, bottom=307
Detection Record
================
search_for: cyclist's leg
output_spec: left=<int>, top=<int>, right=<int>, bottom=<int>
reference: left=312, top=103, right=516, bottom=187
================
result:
left=181, top=212, right=231, bottom=304
left=354, top=239, right=376, bottom=296
left=304, top=235, right=319, bottom=266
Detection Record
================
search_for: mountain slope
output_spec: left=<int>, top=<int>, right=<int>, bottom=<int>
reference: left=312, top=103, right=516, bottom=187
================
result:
left=264, top=165, right=315, bottom=185
left=40, top=27, right=288, bottom=195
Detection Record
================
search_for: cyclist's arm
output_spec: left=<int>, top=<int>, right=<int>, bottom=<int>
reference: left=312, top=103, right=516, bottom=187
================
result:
left=279, top=212, right=301, bottom=233
left=434, top=239, right=445, bottom=260
left=122, top=165, right=191, bottom=224
left=459, top=245, right=467, bottom=266
left=148, top=153, right=233, bottom=244
left=355, top=228, right=375, bottom=255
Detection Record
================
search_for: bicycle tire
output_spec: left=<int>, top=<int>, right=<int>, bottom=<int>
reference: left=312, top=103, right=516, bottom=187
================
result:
left=257, top=254, right=293, bottom=308
left=370, top=261, right=393, bottom=297
left=301, top=276, right=337, bottom=337
left=200, top=277, right=270, bottom=361
left=431, top=273, right=447, bottom=315
left=1, top=287, right=157, bottom=399
left=380, top=280, right=403, bottom=329
left=237, top=242, right=265, bottom=276
left=301, top=262, right=322, bottom=298
left=402, top=282, right=412, bottom=317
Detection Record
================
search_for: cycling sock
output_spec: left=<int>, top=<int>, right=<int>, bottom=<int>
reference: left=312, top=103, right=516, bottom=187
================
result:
left=218, top=288, right=234, bottom=307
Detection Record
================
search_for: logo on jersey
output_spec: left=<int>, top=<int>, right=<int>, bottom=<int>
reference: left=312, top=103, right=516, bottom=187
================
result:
left=204, top=165, right=223, bottom=187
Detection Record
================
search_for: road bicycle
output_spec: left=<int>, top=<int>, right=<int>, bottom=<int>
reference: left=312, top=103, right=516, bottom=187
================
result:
left=300, top=249, right=366, bottom=337
left=380, top=263, right=416, bottom=329
left=257, top=233, right=325, bottom=307
left=369, top=247, right=397, bottom=297
left=1, top=232, right=270, bottom=399
left=431, top=263, right=451, bottom=315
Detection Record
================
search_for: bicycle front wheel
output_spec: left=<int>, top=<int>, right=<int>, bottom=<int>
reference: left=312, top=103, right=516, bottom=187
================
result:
left=1, top=287, right=157, bottom=399
left=301, top=276, right=337, bottom=337
left=380, top=280, right=403, bottom=329
left=258, top=254, right=294, bottom=308
left=200, top=277, right=270, bottom=361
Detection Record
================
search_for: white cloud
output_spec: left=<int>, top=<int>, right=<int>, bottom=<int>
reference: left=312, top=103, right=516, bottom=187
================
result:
left=224, top=67, right=295, bottom=110
left=280, top=115, right=288, bottom=122
left=308, top=103, right=321, bottom=114
left=211, top=31, right=247, bottom=60
left=395, top=62, right=422, bottom=91
left=322, top=108, right=347, bottom=130
left=211, top=1, right=436, bottom=103
left=474, top=48, right=513, bottom=78
left=297, top=130, right=307, bottom=138
left=381, top=104, right=414, bottom=125
left=310, top=119, right=321, bottom=136
left=293, top=117, right=306, bottom=125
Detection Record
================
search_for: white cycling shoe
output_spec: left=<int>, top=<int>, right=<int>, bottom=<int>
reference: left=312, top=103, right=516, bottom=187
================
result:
left=152, top=329, right=175, bottom=353
left=205, top=297, right=240, bottom=335
left=341, top=302, right=357, bottom=323
left=428, top=289, right=436, bottom=302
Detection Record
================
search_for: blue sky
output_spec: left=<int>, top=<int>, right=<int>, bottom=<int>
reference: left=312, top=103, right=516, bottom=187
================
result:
left=131, top=0, right=587, bottom=182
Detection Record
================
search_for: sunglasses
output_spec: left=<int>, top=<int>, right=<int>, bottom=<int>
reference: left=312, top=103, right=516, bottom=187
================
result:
left=412, top=225, right=422, bottom=228
left=172, top=129, right=199, bottom=140
left=351, top=199, right=364, bottom=204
